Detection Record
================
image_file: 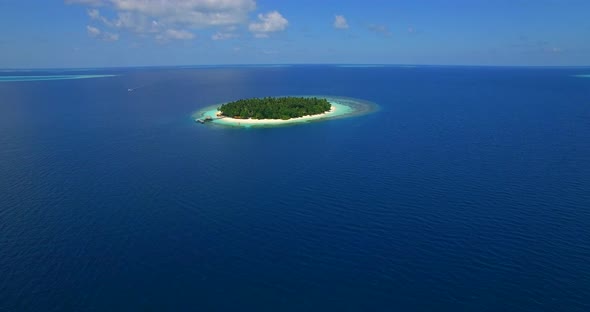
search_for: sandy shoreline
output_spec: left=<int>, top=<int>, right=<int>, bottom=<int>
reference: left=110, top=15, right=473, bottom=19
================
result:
left=215, top=105, right=337, bottom=125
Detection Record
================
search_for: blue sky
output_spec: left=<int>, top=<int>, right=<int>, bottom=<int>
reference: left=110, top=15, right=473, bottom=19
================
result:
left=1, top=0, right=589, bottom=68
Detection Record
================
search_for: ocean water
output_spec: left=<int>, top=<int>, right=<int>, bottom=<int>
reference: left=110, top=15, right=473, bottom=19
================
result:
left=1, top=66, right=589, bottom=311
left=0, top=74, right=115, bottom=82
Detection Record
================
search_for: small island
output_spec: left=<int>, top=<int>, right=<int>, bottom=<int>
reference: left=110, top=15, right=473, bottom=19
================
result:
left=194, top=95, right=375, bottom=127
left=218, top=97, right=332, bottom=120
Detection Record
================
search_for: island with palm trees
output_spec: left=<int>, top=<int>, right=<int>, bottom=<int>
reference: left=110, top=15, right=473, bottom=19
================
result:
left=218, top=96, right=332, bottom=120
left=194, top=95, right=376, bottom=127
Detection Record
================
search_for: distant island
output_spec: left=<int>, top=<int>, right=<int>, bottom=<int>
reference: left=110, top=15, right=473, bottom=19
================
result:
left=218, top=96, right=332, bottom=120
left=194, top=95, right=376, bottom=127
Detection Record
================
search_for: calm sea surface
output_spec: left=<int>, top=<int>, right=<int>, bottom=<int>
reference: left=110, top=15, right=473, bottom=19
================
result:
left=1, top=66, right=589, bottom=311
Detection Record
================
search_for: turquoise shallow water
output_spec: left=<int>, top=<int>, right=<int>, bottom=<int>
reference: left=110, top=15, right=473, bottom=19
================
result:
left=0, top=74, right=115, bottom=82
left=194, top=96, right=374, bottom=128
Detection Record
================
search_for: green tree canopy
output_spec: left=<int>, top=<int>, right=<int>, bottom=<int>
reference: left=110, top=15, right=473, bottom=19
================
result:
left=219, top=97, right=331, bottom=120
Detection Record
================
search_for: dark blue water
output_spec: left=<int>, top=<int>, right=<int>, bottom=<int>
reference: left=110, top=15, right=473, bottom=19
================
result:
left=1, top=66, right=589, bottom=311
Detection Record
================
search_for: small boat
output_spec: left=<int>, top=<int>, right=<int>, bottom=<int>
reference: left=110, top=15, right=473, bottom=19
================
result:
left=127, top=88, right=134, bottom=92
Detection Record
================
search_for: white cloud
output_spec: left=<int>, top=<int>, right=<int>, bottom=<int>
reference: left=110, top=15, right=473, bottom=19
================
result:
left=71, top=0, right=256, bottom=26
left=102, top=32, right=120, bottom=41
left=211, top=26, right=238, bottom=40
left=156, top=29, right=196, bottom=41
left=212, top=31, right=238, bottom=40
left=86, top=25, right=101, bottom=36
left=88, top=8, right=100, bottom=19
left=333, top=15, right=348, bottom=29
left=248, top=11, right=288, bottom=38
left=86, top=25, right=119, bottom=41
left=108, top=0, right=256, bottom=26
left=68, top=0, right=258, bottom=41
left=368, top=24, right=392, bottom=37
left=66, top=0, right=104, bottom=5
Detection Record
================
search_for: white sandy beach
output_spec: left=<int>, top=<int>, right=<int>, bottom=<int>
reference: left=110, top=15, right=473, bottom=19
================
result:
left=216, top=105, right=337, bottom=125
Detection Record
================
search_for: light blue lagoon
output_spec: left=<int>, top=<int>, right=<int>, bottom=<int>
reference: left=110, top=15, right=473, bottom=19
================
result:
left=0, top=74, right=115, bottom=82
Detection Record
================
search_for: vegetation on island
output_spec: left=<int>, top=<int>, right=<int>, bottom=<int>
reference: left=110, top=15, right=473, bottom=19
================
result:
left=219, top=97, right=331, bottom=120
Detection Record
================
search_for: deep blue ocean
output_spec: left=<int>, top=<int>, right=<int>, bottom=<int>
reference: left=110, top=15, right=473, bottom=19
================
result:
left=1, top=65, right=589, bottom=311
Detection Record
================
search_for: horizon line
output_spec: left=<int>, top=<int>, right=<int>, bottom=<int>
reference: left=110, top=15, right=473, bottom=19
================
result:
left=1, top=63, right=590, bottom=71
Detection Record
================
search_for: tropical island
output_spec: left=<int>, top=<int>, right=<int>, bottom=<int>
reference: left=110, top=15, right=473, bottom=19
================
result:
left=218, top=96, right=332, bottom=120
left=194, top=95, right=376, bottom=127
